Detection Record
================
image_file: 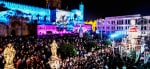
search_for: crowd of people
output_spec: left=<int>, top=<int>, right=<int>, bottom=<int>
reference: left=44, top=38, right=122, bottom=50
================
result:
left=0, top=34, right=149, bottom=69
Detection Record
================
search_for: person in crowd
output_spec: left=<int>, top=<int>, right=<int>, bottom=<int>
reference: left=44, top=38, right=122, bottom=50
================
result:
left=0, top=35, right=144, bottom=69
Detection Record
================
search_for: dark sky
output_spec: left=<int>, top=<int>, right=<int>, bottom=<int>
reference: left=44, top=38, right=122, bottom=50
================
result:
left=62, top=0, right=150, bottom=20
left=3, top=0, right=150, bottom=20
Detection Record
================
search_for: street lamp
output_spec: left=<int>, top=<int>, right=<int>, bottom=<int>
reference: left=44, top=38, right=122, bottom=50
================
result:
left=97, top=19, right=104, bottom=58
left=112, top=40, right=115, bottom=56
left=110, top=34, right=117, bottom=55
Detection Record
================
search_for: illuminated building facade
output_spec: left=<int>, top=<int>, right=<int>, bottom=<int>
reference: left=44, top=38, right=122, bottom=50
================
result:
left=37, top=2, right=85, bottom=35
left=85, top=20, right=97, bottom=32
left=0, top=1, right=84, bottom=24
left=0, top=0, right=85, bottom=36
left=37, top=24, right=92, bottom=35
left=0, top=23, right=8, bottom=36
left=0, top=1, right=51, bottom=24
left=97, top=14, right=150, bottom=37
left=51, top=2, right=84, bottom=25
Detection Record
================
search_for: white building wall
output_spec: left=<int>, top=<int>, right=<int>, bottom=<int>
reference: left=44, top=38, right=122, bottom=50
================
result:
left=97, top=14, right=150, bottom=37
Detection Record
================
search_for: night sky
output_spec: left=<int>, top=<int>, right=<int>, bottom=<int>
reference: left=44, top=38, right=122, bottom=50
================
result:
left=3, top=0, right=150, bottom=20
left=62, top=0, right=150, bottom=20
left=79, top=0, right=150, bottom=20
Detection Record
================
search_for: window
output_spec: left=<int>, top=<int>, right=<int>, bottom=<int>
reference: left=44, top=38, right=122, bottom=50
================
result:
left=149, top=19, right=150, bottom=23
left=121, top=27, right=123, bottom=30
left=128, top=20, right=130, bottom=24
left=111, top=21, right=113, bottom=24
left=119, top=20, right=122, bottom=25
left=113, top=21, right=116, bottom=24
left=141, top=26, right=143, bottom=30
left=117, top=27, right=119, bottom=30
left=117, top=20, right=119, bottom=24
left=135, top=19, right=138, bottom=24
left=121, top=20, right=123, bottom=24
left=125, top=26, right=127, bottom=29
left=107, top=27, right=109, bottom=29
left=144, top=26, right=147, bottom=30
left=125, top=20, right=128, bottom=24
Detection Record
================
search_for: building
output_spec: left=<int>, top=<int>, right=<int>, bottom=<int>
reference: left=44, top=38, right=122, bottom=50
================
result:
left=37, top=2, right=85, bottom=35
left=97, top=14, right=150, bottom=37
left=50, top=2, right=84, bottom=25
left=0, top=0, right=84, bottom=36
left=0, top=1, right=84, bottom=25
left=0, top=1, right=51, bottom=24
left=9, top=21, right=29, bottom=36
left=85, top=20, right=97, bottom=32
left=37, top=24, right=92, bottom=36
left=0, top=23, right=8, bottom=36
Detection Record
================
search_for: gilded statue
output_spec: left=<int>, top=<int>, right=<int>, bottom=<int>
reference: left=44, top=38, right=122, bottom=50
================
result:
left=50, top=40, right=58, bottom=56
left=49, top=40, right=61, bottom=69
left=3, top=43, right=16, bottom=69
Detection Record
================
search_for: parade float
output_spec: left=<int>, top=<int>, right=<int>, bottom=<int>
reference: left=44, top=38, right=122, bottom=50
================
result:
left=121, top=19, right=144, bottom=63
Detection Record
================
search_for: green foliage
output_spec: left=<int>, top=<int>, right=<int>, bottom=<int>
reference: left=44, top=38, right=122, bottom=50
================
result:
left=85, top=41, right=97, bottom=52
left=103, top=39, right=112, bottom=48
left=130, top=50, right=136, bottom=60
left=104, top=39, right=112, bottom=45
left=58, top=43, right=77, bottom=59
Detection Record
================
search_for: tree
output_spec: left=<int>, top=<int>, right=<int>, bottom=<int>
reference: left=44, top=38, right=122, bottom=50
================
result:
left=103, top=39, right=112, bottom=48
left=58, top=43, right=77, bottom=59
left=130, top=50, right=136, bottom=59
left=123, top=50, right=139, bottom=68
left=85, top=41, right=97, bottom=52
